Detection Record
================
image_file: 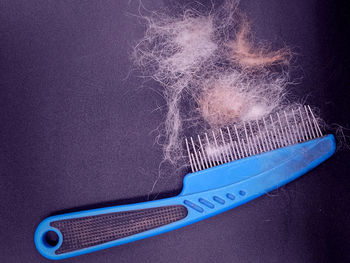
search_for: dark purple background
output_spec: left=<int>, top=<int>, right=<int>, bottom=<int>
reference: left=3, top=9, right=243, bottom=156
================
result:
left=1, top=0, right=349, bottom=262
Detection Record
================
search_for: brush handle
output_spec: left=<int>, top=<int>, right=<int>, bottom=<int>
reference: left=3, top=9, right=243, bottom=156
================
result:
left=35, top=135, right=336, bottom=260
left=35, top=182, right=259, bottom=260
left=35, top=203, right=189, bottom=259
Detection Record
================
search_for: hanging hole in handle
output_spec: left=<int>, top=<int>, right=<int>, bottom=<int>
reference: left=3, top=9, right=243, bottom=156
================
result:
left=43, top=230, right=59, bottom=248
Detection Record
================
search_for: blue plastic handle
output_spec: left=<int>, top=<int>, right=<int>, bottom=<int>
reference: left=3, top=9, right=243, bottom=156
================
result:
left=35, top=134, right=336, bottom=260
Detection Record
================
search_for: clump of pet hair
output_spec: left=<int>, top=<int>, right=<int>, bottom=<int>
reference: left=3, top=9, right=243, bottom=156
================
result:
left=226, top=20, right=292, bottom=69
left=133, top=8, right=218, bottom=80
left=133, top=6, right=220, bottom=165
left=133, top=0, right=297, bottom=168
left=197, top=71, right=289, bottom=127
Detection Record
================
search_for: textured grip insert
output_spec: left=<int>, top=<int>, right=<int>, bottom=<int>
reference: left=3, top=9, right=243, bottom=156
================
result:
left=50, top=205, right=188, bottom=254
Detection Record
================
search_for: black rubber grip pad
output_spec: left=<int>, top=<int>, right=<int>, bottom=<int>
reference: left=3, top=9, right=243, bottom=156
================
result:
left=50, top=205, right=188, bottom=254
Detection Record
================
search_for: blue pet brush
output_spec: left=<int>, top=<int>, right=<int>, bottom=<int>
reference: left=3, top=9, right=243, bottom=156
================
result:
left=34, top=105, right=336, bottom=260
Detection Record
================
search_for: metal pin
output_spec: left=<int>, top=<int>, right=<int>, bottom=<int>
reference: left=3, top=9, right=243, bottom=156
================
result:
left=307, top=105, right=323, bottom=137
left=234, top=141, right=241, bottom=159
left=255, top=120, right=265, bottom=153
left=191, top=153, right=198, bottom=172
left=282, top=111, right=293, bottom=144
left=248, top=122, right=259, bottom=154
left=197, top=150, right=205, bottom=170
left=205, top=133, right=213, bottom=167
left=276, top=127, right=284, bottom=147
left=263, top=117, right=274, bottom=150
left=284, top=126, right=292, bottom=145
left=230, top=142, right=237, bottom=160
left=279, top=113, right=291, bottom=145
left=197, top=135, right=208, bottom=169
left=262, top=131, right=270, bottom=152
left=241, top=138, right=249, bottom=157
left=220, top=129, right=229, bottom=162
left=247, top=136, right=255, bottom=155
left=185, top=138, right=194, bottom=173
left=262, top=125, right=271, bottom=151
left=292, top=108, right=301, bottom=142
left=227, top=127, right=238, bottom=160
left=190, top=137, right=202, bottom=170
left=210, top=131, right=219, bottom=165
left=303, top=105, right=314, bottom=139
left=212, top=130, right=223, bottom=164
left=250, top=135, right=258, bottom=155
left=285, top=110, right=297, bottom=144
left=234, top=125, right=245, bottom=157
left=270, top=115, right=281, bottom=148
left=250, top=135, right=257, bottom=155
left=243, top=122, right=252, bottom=156
left=298, top=107, right=309, bottom=140
left=276, top=112, right=287, bottom=146
left=226, top=127, right=235, bottom=160
left=277, top=112, right=286, bottom=145
left=304, top=105, right=316, bottom=138
left=265, top=131, right=272, bottom=150
left=256, top=120, right=266, bottom=152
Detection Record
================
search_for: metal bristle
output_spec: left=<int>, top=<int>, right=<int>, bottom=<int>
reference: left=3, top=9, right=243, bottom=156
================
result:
left=185, top=105, right=324, bottom=173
